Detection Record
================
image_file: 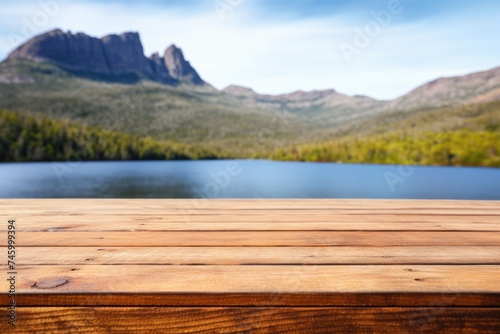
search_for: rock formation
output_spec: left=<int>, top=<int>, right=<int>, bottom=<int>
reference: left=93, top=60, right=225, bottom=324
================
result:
left=7, top=29, right=206, bottom=86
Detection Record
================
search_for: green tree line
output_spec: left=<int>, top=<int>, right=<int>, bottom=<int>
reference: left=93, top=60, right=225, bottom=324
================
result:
left=271, top=130, right=500, bottom=167
left=0, top=109, right=221, bottom=162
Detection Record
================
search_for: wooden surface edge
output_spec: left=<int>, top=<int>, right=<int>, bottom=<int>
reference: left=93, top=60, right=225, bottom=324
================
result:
left=2, top=307, right=500, bottom=333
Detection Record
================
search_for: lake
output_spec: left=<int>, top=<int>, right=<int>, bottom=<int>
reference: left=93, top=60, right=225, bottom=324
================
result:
left=0, top=160, right=499, bottom=199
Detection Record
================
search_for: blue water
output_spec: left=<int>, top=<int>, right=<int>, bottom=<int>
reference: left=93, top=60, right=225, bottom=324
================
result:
left=0, top=160, right=499, bottom=199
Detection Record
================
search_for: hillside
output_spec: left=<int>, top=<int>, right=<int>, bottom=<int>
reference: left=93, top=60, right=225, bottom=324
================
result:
left=271, top=101, right=500, bottom=167
left=0, top=59, right=316, bottom=156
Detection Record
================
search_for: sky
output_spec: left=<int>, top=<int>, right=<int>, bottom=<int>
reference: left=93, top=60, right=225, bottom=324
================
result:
left=0, top=0, right=499, bottom=99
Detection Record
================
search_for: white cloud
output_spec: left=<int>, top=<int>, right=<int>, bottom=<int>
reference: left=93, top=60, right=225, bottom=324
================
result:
left=0, top=1, right=499, bottom=100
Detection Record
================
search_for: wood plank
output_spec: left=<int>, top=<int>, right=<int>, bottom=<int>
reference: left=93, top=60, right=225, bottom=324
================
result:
left=3, top=231, right=499, bottom=246
left=7, top=201, right=500, bottom=210
left=5, top=265, right=500, bottom=294
left=11, top=220, right=500, bottom=232
left=9, top=215, right=500, bottom=231
left=11, top=212, right=500, bottom=222
left=3, top=307, right=500, bottom=333
left=6, top=208, right=500, bottom=216
left=9, top=246, right=500, bottom=265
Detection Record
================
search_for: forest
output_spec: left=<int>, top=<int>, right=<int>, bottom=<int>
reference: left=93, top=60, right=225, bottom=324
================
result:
left=271, top=130, right=500, bottom=167
left=0, top=109, right=220, bottom=162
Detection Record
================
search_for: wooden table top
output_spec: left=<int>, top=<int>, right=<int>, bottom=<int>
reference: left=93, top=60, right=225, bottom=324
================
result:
left=1, top=199, right=500, bottom=333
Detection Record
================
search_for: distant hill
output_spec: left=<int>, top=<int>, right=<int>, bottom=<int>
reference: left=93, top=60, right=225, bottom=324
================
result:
left=222, top=85, right=385, bottom=126
left=389, top=66, right=500, bottom=112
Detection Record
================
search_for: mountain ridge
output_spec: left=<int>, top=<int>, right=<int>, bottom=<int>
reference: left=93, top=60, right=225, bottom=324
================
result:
left=388, top=66, right=500, bottom=112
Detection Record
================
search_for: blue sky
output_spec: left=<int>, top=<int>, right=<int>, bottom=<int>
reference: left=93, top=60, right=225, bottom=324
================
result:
left=1, top=0, right=499, bottom=99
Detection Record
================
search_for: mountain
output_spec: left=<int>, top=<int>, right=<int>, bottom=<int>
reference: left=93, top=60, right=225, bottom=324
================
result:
left=389, top=66, right=500, bottom=112
left=7, top=29, right=206, bottom=86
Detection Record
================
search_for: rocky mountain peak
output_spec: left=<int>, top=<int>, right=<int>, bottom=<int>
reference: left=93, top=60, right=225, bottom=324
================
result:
left=163, top=44, right=204, bottom=85
left=7, top=29, right=206, bottom=86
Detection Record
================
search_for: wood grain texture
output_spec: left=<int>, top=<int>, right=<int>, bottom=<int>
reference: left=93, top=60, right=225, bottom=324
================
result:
left=11, top=216, right=500, bottom=231
left=3, top=307, right=500, bottom=333
left=6, top=209, right=500, bottom=216
left=3, top=231, right=499, bottom=246
left=9, top=246, right=500, bottom=265
left=4, top=265, right=500, bottom=294
left=6, top=293, right=500, bottom=307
